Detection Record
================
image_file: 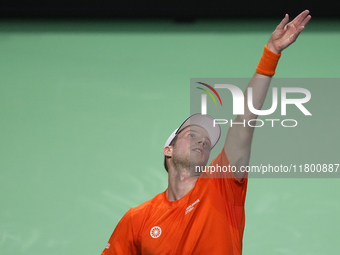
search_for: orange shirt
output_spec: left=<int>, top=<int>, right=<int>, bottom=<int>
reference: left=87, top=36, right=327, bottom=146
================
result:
left=102, top=148, right=247, bottom=255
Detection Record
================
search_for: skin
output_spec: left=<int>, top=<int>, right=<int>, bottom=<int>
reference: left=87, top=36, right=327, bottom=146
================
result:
left=164, top=10, right=312, bottom=202
left=225, top=10, right=311, bottom=181
left=164, top=126, right=211, bottom=201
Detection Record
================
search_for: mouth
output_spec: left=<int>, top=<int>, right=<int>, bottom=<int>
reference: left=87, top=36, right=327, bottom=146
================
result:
left=192, top=148, right=203, bottom=154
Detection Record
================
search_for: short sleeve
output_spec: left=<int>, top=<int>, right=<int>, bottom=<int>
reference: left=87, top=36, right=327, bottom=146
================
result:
left=205, top=148, right=248, bottom=206
left=101, top=209, right=140, bottom=255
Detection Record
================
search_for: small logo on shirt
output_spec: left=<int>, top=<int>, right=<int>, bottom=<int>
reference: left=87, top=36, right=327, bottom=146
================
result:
left=185, top=199, right=200, bottom=215
left=150, top=226, right=162, bottom=238
left=105, top=243, right=111, bottom=249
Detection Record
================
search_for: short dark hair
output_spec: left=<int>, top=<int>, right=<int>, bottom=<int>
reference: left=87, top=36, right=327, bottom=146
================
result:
left=163, top=134, right=179, bottom=172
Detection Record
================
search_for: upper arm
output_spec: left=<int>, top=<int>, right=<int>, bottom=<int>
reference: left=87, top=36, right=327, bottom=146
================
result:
left=224, top=73, right=272, bottom=180
left=224, top=115, right=255, bottom=180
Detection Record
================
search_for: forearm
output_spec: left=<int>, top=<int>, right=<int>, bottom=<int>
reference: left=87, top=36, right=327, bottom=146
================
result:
left=236, top=44, right=281, bottom=123
left=237, top=72, right=272, bottom=122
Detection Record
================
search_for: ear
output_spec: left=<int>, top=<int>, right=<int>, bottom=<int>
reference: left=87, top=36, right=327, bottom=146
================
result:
left=163, top=146, right=173, bottom=157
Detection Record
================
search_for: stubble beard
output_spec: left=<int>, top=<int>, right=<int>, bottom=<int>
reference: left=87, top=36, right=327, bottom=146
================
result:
left=172, top=151, right=206, bottom=178
left=172, top=151, right=191, bottom=173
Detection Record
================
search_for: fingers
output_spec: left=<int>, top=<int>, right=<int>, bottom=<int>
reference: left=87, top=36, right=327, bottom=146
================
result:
left=300, top=14, right=312, bottom=27
left=290, top=10, right=310, bottom=26
left=277, top=14, right=289, bottom=30
left=289, top=23, right=306, bottom=43
left=297, top=25, right=305, bottom=34
left=289, top=11, right=311, bottom=39
left=277, top=10, right=311, bottom=31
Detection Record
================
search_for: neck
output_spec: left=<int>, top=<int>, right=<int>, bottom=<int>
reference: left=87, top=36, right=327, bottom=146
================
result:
left=166, top=166, right=198, bottom=201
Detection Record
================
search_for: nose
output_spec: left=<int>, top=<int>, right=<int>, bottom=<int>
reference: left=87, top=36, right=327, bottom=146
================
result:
left=197, top=137, right=207, bottom=148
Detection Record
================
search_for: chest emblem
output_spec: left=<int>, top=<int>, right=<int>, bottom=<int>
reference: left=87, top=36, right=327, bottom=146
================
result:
left=150, top=226, right=162, bottom=238
left=185, top=199, right=200, bottom=215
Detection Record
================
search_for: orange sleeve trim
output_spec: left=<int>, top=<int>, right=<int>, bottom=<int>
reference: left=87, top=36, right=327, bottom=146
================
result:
left=255, top=45, right=282, bottom=76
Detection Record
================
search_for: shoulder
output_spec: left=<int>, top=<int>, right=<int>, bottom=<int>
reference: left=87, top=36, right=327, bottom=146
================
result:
left=129, top=191, right=166, bottom=220
left=210, top=147, right=230, bottom=167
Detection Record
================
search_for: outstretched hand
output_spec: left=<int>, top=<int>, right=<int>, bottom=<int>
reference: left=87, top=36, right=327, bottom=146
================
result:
left=267, top=10, right=311, bottom=54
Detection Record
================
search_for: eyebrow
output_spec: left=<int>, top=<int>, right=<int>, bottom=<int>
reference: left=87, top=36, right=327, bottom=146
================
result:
left=185, top=129, right=211, bottom=144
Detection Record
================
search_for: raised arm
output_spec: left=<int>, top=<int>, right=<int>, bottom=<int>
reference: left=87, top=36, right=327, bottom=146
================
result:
left=224, top=10, right=311, bottom=181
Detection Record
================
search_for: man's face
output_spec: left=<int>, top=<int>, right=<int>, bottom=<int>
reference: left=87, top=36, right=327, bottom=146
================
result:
left=171, top=125, right=211, bottom=170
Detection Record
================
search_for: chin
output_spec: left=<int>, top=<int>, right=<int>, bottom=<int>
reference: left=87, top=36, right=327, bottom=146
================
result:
left=189, top=160, right=207, bottom=168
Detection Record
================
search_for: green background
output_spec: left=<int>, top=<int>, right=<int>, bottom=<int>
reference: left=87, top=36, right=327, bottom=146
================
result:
left=0, top=18, right=339, bottom=254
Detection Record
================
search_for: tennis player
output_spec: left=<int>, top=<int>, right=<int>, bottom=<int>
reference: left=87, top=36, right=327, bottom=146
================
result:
left=102, top=10, right=311, bottom=255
